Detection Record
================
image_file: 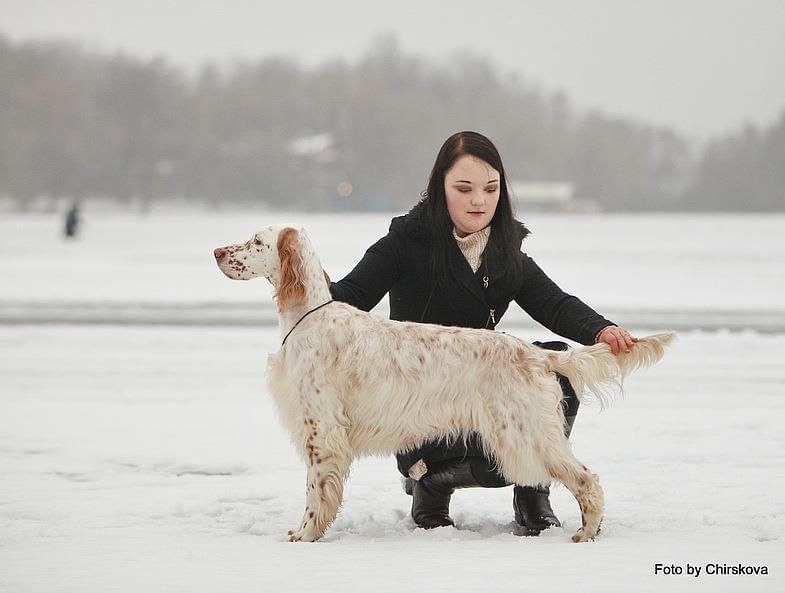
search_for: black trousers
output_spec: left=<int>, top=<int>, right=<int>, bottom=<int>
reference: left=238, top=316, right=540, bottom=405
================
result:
left=396, top=340, right=579, bottom=477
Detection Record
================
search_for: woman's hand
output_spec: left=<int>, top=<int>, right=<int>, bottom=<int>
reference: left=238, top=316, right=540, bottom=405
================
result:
left=596, top=325, right=639, bottom=355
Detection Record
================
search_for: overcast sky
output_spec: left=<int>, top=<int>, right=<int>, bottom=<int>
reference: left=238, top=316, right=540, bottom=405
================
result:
left=2, top=0, right=784, bottom=139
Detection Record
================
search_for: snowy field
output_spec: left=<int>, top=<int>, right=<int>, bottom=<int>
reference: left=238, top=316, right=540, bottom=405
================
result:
left=1, top=209, right=784, bottom=312
left=1, top=210, right=784, bottom=592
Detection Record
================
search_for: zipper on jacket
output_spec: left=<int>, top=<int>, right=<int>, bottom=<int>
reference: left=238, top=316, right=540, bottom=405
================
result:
left=482, top=256, right=495, bottom=328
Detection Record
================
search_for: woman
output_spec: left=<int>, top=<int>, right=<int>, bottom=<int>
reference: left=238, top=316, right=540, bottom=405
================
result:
left=329, top=131, right=637, bottom=533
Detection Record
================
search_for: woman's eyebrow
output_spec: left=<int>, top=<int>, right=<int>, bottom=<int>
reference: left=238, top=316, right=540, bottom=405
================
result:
left=454, top=179, right=499, bottom=184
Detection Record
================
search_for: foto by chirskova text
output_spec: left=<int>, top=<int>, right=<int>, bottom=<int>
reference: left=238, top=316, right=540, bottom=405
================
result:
left=654, top=563, right=769, bottom=578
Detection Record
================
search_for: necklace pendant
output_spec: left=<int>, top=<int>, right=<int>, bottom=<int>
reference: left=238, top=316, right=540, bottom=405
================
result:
left=482, top=276, right=489, bottom=288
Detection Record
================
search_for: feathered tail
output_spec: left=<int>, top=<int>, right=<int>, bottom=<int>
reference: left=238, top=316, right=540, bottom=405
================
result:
left=547, top=332, right=676, bottom=408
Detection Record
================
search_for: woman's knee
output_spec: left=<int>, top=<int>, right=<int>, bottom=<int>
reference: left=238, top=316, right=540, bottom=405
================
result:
left=532, top=340, right=569, bottom=352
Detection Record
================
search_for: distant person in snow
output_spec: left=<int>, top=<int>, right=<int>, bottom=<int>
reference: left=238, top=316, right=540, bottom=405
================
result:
left=329, top=131, right=638, bottom=534
left=64, top=201, right=80, bottom=239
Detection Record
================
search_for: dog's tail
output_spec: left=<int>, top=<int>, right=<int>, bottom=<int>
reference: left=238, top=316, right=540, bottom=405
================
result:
left=546, top=332, right=676, bottom=407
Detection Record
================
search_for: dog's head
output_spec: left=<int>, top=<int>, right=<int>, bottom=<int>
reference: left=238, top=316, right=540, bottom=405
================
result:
left=214, top=224, right=330, bottom=311
left=214, top=223, right=301, bottom=281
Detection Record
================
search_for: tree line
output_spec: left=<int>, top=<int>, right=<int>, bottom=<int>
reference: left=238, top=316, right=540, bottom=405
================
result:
left=0, top=34, right=781, bottom=212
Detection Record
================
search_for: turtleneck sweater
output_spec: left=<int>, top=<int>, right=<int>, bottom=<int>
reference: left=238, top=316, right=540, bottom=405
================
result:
left=453, top=225, right=490, bottom=273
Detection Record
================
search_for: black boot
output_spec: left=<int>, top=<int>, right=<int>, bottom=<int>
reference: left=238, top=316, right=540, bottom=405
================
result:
left=513, top=413, right=577, bottom=535
left=409, top=457, right=507, bottom=529
left=411, top=469, right=455, bottom=529
left=513, top=484, right=561, bottom=535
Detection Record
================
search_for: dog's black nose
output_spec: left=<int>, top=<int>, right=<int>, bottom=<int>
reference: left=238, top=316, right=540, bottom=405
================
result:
left=214, top=247, right=225, bottom=260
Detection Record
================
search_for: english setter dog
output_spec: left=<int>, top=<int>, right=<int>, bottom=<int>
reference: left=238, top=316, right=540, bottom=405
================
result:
left=214, top=224, right=674, bottom=543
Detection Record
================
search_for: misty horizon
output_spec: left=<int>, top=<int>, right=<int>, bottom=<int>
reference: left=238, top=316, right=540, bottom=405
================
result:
left=2, top=0, right=785, bottom=139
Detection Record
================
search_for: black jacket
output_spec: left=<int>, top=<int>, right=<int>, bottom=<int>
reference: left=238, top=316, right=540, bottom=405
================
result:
left=330, top=211, right=613, bottom=346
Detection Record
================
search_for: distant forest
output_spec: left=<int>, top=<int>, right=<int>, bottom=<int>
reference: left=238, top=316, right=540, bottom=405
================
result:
left=0, top=34, right=782, bottom=212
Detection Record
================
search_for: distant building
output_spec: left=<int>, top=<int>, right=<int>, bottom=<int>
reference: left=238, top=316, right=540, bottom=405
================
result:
left=509, top=181, right=574, bottom=211
left=288, top=133, right=338, bottom=164
left=287, top=133, right=353, bottom=209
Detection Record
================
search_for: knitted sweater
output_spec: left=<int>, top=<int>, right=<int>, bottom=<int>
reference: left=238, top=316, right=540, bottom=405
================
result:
left=452, top=225, right=490, bottom=273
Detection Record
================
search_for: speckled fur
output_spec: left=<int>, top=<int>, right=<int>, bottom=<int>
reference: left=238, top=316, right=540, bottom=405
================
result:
left=214, top=224, right=675, bottom=543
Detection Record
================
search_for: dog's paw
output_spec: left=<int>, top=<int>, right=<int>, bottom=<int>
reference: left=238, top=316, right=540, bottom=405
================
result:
left=570, top=528, right=598, bottom=543
left=287, top=527, right=317, bottom=542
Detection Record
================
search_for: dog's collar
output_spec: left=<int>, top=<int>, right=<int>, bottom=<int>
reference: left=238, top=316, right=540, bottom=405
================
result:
left=281, top=300, right=335, bottom=347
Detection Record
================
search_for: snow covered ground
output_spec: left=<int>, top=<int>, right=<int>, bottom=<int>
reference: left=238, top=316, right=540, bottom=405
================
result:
left=1, top=210, right=784, bottom=592
left=1, top=209, right=783, bottom=311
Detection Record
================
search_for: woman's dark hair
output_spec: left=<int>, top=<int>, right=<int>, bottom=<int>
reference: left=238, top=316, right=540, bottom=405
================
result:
left=413, top=130, right=526, bottom=289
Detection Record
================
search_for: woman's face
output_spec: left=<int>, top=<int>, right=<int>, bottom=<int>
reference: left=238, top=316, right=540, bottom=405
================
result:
left=444, top=155, right=500, bottom=237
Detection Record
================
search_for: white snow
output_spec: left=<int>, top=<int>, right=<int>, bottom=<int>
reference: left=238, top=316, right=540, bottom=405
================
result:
left=1, top=211, right=784, bottom=592
left=1, top=210, right=783, bottom=310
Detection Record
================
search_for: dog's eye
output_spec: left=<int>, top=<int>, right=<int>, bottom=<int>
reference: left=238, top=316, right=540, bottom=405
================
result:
left=254, top=239, right=262, bottom=246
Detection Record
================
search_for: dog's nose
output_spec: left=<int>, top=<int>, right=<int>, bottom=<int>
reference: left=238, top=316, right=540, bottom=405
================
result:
left=214, top=247, right=225, bottom=260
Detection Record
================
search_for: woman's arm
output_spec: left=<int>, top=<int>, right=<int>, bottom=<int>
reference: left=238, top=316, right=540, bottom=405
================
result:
left=514, top=253, right=615, bottom=346
left=329, top=229, right=404, bottom=312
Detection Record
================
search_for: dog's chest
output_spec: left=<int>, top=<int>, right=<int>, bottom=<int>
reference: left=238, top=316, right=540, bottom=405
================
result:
left=265, top=351, right=323, bottom=441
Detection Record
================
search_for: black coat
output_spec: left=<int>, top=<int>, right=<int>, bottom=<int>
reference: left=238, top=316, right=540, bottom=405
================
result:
left=330, top=211, right=613, bottom=346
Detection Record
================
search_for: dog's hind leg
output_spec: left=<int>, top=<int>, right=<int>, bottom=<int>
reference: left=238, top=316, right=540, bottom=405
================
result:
left=477, top=379, right=604, bottom=542
left=476, top=379, right=567, bottom=489
left=288, top=420, right=352, bottom=542
left=543, top=452, right=604, bottom=543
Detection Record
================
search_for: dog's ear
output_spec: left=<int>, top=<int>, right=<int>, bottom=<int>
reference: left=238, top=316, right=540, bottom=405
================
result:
left=323, top=269, right=331, bottom=286
left=276, top=227, right=307, bottom=312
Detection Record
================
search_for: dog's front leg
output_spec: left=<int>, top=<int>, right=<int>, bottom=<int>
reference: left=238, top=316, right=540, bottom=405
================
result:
left=288, top=422, right=351, bottom=542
